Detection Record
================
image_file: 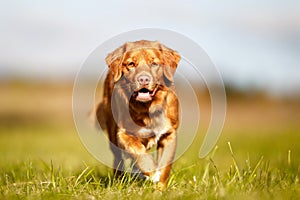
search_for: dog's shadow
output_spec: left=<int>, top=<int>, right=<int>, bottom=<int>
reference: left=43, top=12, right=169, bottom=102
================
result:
left=74, top=165, right=150, bottom=188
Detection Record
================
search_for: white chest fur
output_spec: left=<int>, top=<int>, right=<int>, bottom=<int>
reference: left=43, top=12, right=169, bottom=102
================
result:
left=137, top=110, right=171, bottom=149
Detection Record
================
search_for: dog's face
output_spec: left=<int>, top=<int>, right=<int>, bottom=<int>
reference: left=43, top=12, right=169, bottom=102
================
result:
left=122, top=48, right=166, bottom=102
left=106, top=40, right=180, bottom=102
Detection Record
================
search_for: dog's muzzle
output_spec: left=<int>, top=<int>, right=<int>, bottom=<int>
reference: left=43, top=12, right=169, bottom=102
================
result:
left=133, top=73, right=159, bottom=102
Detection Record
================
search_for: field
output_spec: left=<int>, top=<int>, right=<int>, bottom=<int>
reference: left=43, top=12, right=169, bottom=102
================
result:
left=0, top=82, right=300, bottom=199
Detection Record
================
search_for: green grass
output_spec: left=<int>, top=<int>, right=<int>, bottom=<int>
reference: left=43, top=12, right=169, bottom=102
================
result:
left=0, top=83, right=299, bottom=199
left=0, top=125, right=299, bottom=200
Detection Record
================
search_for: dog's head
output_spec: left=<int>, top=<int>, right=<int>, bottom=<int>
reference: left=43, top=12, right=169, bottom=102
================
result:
left=106, top=40, right=181, bottom=102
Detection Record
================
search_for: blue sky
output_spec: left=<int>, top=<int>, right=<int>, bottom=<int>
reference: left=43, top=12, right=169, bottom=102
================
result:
left=0, top=0, right=300, bottom=95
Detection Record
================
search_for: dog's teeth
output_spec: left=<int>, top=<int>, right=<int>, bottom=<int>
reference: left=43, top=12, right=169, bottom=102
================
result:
left=139, top=92, right=150, bottom=96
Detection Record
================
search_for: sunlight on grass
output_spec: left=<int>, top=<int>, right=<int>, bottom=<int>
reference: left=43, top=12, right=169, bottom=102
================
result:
left=0, top=83, right=299, bottom=199
left=1, top=140, right=299, bottom=199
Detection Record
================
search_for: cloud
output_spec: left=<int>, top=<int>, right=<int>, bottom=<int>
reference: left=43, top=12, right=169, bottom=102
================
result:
left=0, top=0, right=299, bottom=94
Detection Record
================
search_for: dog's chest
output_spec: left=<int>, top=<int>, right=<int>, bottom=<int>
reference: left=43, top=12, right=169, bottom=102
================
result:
left=137, top=110, right=170, bottom=149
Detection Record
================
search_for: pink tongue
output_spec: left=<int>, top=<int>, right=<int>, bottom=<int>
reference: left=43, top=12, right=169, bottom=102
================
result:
left=137, top=92, right=151, bottom=100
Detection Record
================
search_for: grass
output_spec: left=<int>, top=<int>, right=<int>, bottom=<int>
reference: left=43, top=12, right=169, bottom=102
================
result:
left=0, top=125, right=299, bottom=199
left=0, top=83, right=299, bottom=199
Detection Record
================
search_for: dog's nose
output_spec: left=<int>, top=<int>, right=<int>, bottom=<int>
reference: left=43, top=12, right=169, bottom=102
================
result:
left=138, top=75, right=151, bottom=85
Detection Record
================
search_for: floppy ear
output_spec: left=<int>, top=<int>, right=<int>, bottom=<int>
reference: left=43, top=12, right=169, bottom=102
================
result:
left=163, top=49, right=181, bottom=82
left=105, top=56, right=123, bottom=82
left=105, top=44, right=127, bottom=82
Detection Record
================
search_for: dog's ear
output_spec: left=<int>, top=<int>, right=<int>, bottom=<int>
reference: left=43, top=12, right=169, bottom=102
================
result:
left=162, top=47, right=181, bottom=82
left=105, top=44, right=127, bottom=82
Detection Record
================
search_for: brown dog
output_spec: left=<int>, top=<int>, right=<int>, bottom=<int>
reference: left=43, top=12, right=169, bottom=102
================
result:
left=96, top=40, right=180, bottom=186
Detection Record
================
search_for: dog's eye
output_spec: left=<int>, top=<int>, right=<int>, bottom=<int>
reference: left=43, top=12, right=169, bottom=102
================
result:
left=128, top=62, right=135, bottom=67
left=151, top=62, right=158, bottom=67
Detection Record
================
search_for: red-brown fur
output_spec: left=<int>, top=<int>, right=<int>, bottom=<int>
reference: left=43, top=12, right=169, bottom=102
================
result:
left=96, top=40, right=181, bottom=186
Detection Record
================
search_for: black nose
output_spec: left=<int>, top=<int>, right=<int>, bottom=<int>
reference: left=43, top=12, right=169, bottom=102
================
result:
left=138, top=75, right=151, bottom=85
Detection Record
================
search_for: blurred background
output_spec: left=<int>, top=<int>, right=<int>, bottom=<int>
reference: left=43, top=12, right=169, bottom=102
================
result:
left=0, top=1, right=299, bottom=170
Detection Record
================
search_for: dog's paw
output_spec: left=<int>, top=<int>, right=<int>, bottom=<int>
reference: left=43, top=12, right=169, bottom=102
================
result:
left=144, top=170, right=161, bottom=183
left=150, top=170, right=162, bottom=183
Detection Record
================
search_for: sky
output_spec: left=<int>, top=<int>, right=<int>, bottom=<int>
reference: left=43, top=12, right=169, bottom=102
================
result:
left=0, top=0, right=300, bottom=95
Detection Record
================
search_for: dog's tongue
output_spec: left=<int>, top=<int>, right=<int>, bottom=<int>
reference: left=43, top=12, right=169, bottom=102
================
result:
left=137, top=92, right=151, bottom=101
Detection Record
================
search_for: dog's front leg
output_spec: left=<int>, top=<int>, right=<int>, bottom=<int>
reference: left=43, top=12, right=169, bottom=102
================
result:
left=117, top=128, right=157, bottom=178
left=157, top=130, right=177, bottom=185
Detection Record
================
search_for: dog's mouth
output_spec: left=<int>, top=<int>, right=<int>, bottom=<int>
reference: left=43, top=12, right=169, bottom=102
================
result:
left=135, top=87, right=158, bottom=102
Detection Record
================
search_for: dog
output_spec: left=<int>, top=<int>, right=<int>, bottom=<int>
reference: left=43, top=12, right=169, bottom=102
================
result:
left=96, top=40, right=181, bottom=186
